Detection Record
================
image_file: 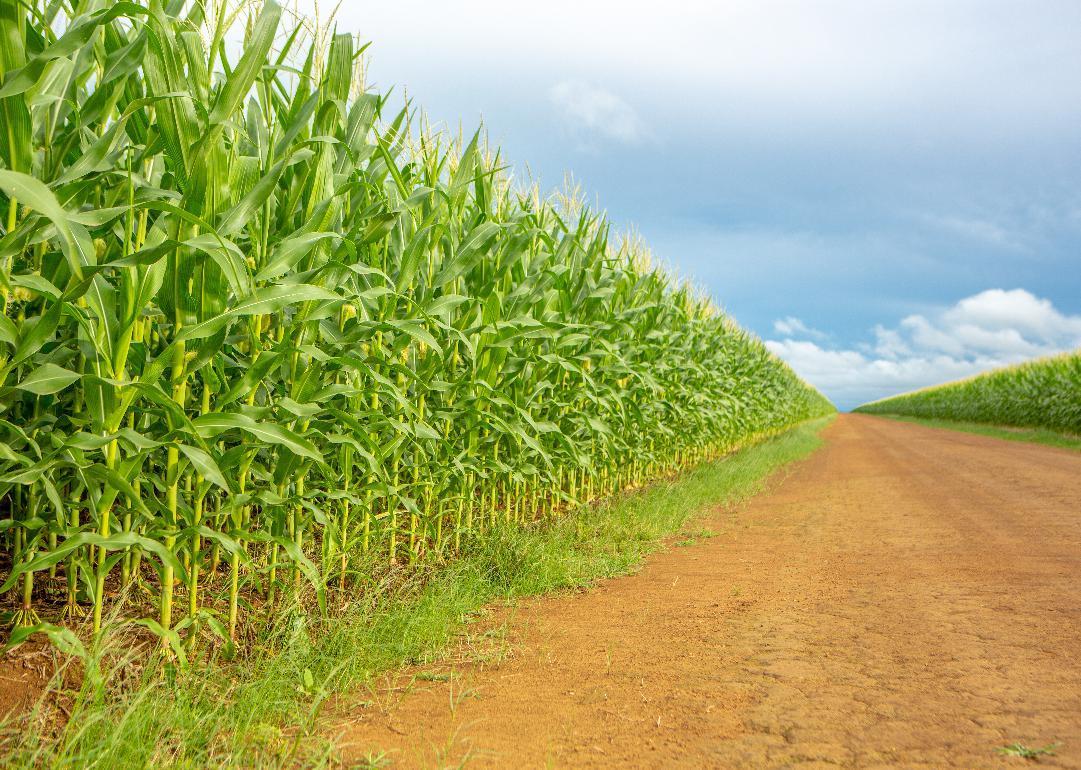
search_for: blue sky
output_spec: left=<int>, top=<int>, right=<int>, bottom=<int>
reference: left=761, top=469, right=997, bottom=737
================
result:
left=296, top=0, right=1081, bottom=409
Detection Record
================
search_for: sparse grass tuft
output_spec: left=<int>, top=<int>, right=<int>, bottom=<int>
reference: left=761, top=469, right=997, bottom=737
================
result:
left=676, top=527, right=720, bottom=547
left=996, top=741, right=1061, bottom=760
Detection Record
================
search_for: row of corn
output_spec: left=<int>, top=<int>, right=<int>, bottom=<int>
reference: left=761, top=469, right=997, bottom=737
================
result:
left=0, top=0, right=833, bottom=655
left=856, top=352, right=1080, bottom=433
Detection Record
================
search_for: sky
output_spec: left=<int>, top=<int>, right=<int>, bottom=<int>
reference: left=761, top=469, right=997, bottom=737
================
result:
left=294, top=0, right=1081, bottom=410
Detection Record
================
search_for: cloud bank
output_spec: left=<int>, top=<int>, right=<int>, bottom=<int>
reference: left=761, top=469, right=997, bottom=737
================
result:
left=766, top=289, right=1081, bottom=410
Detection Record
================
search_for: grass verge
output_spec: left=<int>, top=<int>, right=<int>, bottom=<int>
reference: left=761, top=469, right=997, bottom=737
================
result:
left=871, top=414, right=1081, bottom=452
left=0, top=417, right=831, bottom=768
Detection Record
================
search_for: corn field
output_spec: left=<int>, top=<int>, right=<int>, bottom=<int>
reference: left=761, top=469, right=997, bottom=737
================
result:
left=0, top=0, right=832, bottom=655
left=856, top=351, right=1080, bottom=434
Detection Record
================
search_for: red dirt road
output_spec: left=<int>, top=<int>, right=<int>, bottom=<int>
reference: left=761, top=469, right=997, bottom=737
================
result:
left=334, top=415, right=1081, bottom=768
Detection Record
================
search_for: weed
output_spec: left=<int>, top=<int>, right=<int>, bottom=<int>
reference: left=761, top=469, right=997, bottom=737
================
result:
left=996, top=742, right=1061, bottom=760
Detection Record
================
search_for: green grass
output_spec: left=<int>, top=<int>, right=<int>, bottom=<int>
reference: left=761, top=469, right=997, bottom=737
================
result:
left=996, top=741, right=1061, bottom=760
left=0, top=417, right=831, bottom=769
left=868, top=413, right=1081, bottom=452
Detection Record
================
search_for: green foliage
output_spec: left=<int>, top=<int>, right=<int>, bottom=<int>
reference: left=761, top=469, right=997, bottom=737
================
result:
left=0, top=0, right=832, bottom=652
left=855, top=352, right=1081, bottom=434
left=0, top=417, right=829, bottom=768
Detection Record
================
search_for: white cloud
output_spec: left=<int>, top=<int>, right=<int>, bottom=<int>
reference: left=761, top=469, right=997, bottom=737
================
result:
left=773, top=316, right=827, bottom=339
left=945, top=288, right=1081, bottom=341
left=767, top=289, right=1081, bottom=409
left=549, top=80, right=648, bottom=147
left=871, top=324, right=911, bottom=358
left=766, top=338, right=995, bottom=401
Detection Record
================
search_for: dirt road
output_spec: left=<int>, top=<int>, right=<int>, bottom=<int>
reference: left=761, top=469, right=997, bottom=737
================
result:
left=334, top=415, right=1081, bottom=768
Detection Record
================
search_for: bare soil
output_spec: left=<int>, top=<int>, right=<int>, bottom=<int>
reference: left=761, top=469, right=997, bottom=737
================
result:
left=0, top=640, right=53, bottom=722
left=332, top=414, right=1081, bottom=768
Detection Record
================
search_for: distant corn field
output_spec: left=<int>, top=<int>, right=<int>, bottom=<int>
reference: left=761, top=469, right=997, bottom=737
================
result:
left=0, top=0, right=832, bottom=657
left=855, top=352, right=1081, bottom=434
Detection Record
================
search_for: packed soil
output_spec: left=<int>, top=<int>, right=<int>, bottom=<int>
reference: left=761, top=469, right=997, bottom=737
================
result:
left=332, top=414, right=1081, bottom=768
left=0, top=640, right=54, bottom=721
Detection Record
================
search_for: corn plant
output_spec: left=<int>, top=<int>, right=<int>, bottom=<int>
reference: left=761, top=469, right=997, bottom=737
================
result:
left=856, top=351, right=1080, bottom=433
left=0, top=0, right=833, bottom=656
